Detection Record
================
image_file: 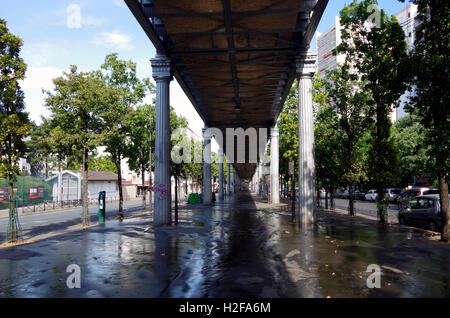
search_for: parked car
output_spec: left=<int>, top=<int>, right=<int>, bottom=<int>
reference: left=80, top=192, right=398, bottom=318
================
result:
left=365, top=190, right=378, bottom=201
left=358, top=190, right=366, bottom=200
left=341, top=189, right=350, bottom=199
left=397, top=187, right=437, bottom=209
left=385, top=188, right=402, bottom=203
left=335, top=189, right=345, bottom=198
left=318, top=189, right=326, bottom=199
left=398, top=194, right=449, bottom=232
left=353, top=190, right=366, bottom=200
left=423, top=188, right=440, bottom=195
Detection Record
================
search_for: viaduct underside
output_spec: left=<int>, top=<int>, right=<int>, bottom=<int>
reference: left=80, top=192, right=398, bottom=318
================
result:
left=125, top=0, right=329, bottom=225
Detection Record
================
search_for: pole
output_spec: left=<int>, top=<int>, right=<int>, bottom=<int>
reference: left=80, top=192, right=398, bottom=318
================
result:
left=291, top=174, right=295, bottom=221
left=175, top=174, right=178, bottom=223
left=175, top=164, right=180, bottom=223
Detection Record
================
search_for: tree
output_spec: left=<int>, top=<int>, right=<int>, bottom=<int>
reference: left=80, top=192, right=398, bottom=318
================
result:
left=124, top=104, right=154, bottom=209
left=278, top=81, right=299, bottom=190
left=124, top=103, right=188, bottom=209
left=44, top=66, right=117, bottom=226
left=324, top=64, right=372, bottom=216
left=27, top=117, right=55, bottom=177
left=337, top=0, right=410, bottom=223
left=313, top=73, right=343, bottom=209
left=400, top=0, right=450, bottom=241
left=100, top=53, right=150, bottom=219
left=89, top=155, right=118, bottom=174
left=392, top=114, right=432, bottom=186
left=180, top=139, right=203, bottom=193
left=314, top=106, right=343, bottom=210
left=0, top=19, right=31, bottom=242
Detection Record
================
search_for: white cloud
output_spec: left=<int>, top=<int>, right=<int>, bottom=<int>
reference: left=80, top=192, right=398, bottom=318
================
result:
left=82, top=15, right=105, bottom=28
left=93, top=30, right=134, bottom=51
left=22, top=43, right=65, bottom=67
left=20, top=66, right=64, bottom=124
left=21, top=66, right=63, bottom=91
left=66, top=4, right=82, bottom=28
left=113, top=0, right=127, bottom=8
left=65, top=4, right=105, bottom=29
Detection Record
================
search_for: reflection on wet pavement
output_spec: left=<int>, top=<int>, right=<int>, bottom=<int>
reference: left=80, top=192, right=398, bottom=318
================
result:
left=0, top=189, right=448, bottom=298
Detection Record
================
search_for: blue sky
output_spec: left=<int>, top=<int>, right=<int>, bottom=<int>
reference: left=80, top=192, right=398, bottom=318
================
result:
left=2, top=0, right=409, bottom=137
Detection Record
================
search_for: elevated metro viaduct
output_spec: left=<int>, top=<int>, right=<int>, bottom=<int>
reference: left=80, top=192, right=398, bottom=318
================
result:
left=125, top=0, right=329, bottom=226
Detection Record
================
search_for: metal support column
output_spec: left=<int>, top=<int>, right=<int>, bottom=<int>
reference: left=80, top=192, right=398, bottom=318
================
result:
left=151, top=53, right=172, bottom=226
left=227, top=162, right=231, bottom=197
left=270, top=124, right=280, bottom=204
left=203, top=127, right=212, bottom=205
left=296, top=51, right=317, bottom=225
left=218, top=148, right=224, bottom=200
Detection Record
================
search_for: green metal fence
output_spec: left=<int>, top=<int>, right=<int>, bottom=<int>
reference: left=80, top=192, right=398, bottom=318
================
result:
left=0, top=175, right=52, bottom=210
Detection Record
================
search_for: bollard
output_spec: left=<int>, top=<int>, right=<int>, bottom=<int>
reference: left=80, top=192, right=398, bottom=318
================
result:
left=98, top=191, right=106, bottom=223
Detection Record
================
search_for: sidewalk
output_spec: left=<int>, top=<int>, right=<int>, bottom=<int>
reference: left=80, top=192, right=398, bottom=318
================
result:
left=0, top=191, right=448, bottom=298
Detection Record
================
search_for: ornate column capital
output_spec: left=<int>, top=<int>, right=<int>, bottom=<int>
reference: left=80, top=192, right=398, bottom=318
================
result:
left=295, top=51, right=317, bottom=79
left=151, top=53, right=173, bottom=82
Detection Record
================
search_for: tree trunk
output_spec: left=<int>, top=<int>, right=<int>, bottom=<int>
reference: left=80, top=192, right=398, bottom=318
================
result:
left=330, top=188, right=335, bottom=210
left=82, top=145, right=89, bottom=226
left=377, top=185, right=386, bottom=223
left=376, top=107, right=388, bottom=224
left=325, top=191, right=328, bottom=209
left=8, top=177, right=17, bottom=242
left=45, top=158, right=48, bottom=178
left=349, top=186, right=355, bottom=216
left=439, top=174, right=449, bottom=242
left=117, top=151, right=123, bottom=220
left=317, top=189, right=321, bottom=208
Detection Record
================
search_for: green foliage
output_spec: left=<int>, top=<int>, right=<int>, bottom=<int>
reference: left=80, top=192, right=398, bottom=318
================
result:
left=89, top=155, right=118, bottom=174
left=180, top=139, right=203, bottom=184
left=337, top=0, right=409, bottom=221
left=314, top=106, right=343, bottom=194
left=44, top=66, right=116, bottom=157
left=403, top=0, right=449, bottom=181
left=0, top=19, right=31, bottom=183
left=124, top=103, right=189, bottom=180
left=44, top=64, right=117, bottom=223
left=99, top=53, right=152, bottom=171
left=324, top=64, right=372, bottom=187
left=392, top=114, right=432, bottom=186
left=278, top=81, right=298, bottom=182
left=124, top=103, right=154, bottom=180
left=312, top=73, right=329, bottom=116
left=168, top=108, right=189, bottom=177
left=399, top=0, right=450, bottom=240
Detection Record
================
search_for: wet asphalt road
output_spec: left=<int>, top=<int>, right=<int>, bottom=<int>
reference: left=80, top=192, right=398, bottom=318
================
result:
left=0, top=189, right=449, bottom=298
left=319, top=198, right=399, bottom=223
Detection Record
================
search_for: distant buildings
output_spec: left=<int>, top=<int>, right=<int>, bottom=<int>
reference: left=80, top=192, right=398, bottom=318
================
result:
left=395, top=4, right=419, bottom=52
left=316, top=16, right=345, bottom=79
left=395, top=4, right=419, bottom=120
left=315, top=4, right=419, bottom=122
